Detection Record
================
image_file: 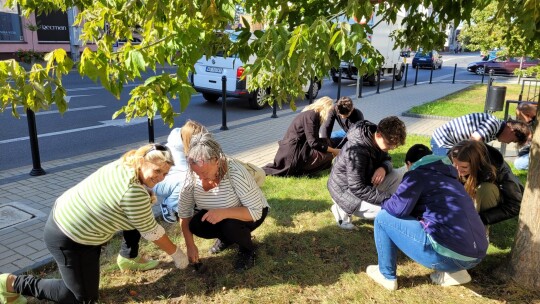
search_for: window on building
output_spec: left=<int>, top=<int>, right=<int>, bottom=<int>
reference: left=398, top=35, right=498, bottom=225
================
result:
left=0, top=0, right=23, bottom=42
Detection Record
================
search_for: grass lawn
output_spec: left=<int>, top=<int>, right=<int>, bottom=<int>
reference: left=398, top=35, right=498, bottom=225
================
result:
left=25, top=135, right=537, bottom=304
left=408, top=83, right=523, bottom=119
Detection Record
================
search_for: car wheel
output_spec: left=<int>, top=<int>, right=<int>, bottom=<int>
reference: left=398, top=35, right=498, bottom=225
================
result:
left=394, top=67, right=404, bottom=81
left=249, top=88, right=269, bottom=110
left=412, top=64, right=417, bottom=69
left=438, top=62, right=442, bottom=69
left=475, top=66, right=485, bottom=75
left=305, top=80, right=320, bottom=100
left=202, top=93, right=219, bottom=103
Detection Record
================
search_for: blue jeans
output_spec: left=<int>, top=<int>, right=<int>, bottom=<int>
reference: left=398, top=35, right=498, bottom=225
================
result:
left=330, top=129, right=346, bottom=147
left=374, top=210, right=483, bottom=280
left=430, top=138, right=449, bottom=156
left=514, top=153, right=529, bottom=170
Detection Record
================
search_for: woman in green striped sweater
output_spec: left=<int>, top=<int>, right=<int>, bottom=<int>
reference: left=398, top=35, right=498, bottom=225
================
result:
left=0, top=144, right=189, bottom=304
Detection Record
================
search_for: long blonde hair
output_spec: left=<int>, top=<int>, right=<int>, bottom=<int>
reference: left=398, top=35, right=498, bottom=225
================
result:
left=121, top=144, right=174, bottom=182
left=302, top=96, right=334, bottom=124
left=181, top=120, right=208, bottom=154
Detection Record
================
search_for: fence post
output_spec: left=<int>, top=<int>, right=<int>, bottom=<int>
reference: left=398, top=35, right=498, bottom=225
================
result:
left=356, top=75, right=363, bottom=98
left=26, top=109, right=46, bottom=176
left=452, top=63, right=457, bottom=84
left=429, top=65, right=434, bottom=84
left=414, top=65, right=418, bottom=85
left=481, top=64, right=486, bottom=84
left=220, top=76, right=228, bottom=130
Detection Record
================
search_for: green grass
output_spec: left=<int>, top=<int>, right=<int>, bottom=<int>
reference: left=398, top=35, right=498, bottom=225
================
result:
left=408, top=83, right=523, bottom=119
left=26, top=135, right=537, bottom=303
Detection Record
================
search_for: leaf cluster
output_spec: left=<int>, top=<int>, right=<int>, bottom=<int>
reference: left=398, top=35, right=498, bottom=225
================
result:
left=1, top=0, right=540, bottom=124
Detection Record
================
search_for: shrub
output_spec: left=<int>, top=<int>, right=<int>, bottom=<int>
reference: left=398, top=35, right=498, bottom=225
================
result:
left=14, top=49, right=45, bottom=64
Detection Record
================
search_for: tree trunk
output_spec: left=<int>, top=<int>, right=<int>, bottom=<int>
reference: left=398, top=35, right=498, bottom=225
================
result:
left=508, top=109, right=540, bottom=289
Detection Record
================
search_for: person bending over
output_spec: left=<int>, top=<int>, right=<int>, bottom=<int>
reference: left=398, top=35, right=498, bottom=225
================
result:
left=328, top=116, right=406, bottom=230
left=263, top=96, right=339, bottom=177
left=0, top=144, right=188, bottom=304
left=431, top=112, right=529, bottom=156
left=179, top=133, right=269, bottom=271
left=366, top=144, right=488, bottom=291
left=449, top=140, right=523, bottom=226
left=320, top=96, right=365, bottom=148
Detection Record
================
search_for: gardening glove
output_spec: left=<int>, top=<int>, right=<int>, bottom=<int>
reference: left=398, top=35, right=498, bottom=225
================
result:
left=170, top=246, right=189, bottom=269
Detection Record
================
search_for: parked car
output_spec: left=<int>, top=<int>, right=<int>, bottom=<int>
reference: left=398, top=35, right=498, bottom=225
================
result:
left=191, top=32, right=321, bottom=110
left=467, top=56, right=539, bottom=75
left=411, top=50, right=443, bottom=69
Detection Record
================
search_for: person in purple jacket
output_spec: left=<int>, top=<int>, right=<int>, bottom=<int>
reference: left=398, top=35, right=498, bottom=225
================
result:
left=365, top=144, right=489, bottom=291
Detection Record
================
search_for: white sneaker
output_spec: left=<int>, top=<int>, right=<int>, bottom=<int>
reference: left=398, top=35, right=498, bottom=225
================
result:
left=331, top=204, right=355, bottom=230
left=366, top=265, right=398, bottom=291
left=430, top=269, right=471, bottom=286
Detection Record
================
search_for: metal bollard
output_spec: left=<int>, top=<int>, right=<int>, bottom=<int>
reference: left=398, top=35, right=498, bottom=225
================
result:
left=403, top=64, right=409, bottom=87
left=376, top=67, right=381, bottom=94
left=220, top=76, right=228, bottom=130
left=271, top=100, right=278, bottom=118
left=337, top=69, right=342, bottom=100
left=452, top=63, right=457, bottom=84
left=481, top=64, right=486, bottom=84
left=414, top=66, right=418, bottom=85
left=147, top=118, right=155, bottom=143
left=429, top=65, right=434, bottom=84
left=391, top=64, right=396, bottom=90
left=26, top=109, right=46, bottom=176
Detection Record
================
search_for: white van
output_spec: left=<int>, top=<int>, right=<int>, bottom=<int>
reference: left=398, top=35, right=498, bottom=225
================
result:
left=191, top=33, right=322, bottom=109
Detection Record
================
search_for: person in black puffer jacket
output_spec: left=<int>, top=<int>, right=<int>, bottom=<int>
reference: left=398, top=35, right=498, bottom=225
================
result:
left=328, top=116, right=407, bottom=230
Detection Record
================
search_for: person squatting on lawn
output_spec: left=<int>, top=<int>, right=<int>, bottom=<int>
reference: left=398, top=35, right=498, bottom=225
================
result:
left=448, top=140, right=523, bottom=227
left=430, top=112, right=530, bottom=156
left=263, top=96, right=340, bottom=177
left=366, top=144, right=489, bottom=291
left=328, top=116, right=407, bottom=230
left=320, top=96, right=365, bottom=149
left=179, top=133, right=270, bottom=271
left=0, top=144, right=189, bottom=304
left=514, top=102, right=537, bottom=170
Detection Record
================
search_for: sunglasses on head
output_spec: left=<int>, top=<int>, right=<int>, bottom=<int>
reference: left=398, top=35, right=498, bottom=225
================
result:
left=144, top=144, right=167, bottom=156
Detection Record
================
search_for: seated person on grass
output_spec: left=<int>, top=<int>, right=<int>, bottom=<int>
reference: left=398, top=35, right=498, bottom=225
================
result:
left=320, top=96, right=365, bottom=148
left=366, top=144, right=488, bottom=291
left=328, top=116, right=406, bottom=230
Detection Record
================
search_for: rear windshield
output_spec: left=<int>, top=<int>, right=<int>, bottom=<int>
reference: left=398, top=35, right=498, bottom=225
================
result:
left=415, top=52, right=432, bottom=58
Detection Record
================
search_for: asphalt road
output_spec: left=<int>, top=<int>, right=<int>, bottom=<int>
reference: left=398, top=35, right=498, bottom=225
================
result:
left=0, top=53, right=484, bottom=171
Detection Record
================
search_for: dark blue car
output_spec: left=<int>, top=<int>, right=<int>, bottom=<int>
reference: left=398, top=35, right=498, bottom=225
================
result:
left=412, top=50, right=443, bottom=69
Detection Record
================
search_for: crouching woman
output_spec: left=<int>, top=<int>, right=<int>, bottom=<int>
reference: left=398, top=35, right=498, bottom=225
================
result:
left=366, top=145, right=488, bottom=291
left=179, top=133, right=269, bottom=271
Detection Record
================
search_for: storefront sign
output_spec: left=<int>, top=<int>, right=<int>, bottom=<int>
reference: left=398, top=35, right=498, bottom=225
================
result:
left=0, top=0, right=23, bottom=41
left=36, top=10, right=69, bottom=43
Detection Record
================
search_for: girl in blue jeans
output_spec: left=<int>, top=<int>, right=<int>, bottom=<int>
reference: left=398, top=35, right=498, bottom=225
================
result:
left=366, top=146, right=488, bottom=291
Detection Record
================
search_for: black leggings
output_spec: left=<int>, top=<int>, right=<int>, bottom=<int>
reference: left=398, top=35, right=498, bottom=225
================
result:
left=14, top=214, right=101, bottom=303
left=189, top=207, right=268, bottom=252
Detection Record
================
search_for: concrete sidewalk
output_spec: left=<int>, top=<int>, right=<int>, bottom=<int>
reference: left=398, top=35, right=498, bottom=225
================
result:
left=0, top=81, right=516, bottom=274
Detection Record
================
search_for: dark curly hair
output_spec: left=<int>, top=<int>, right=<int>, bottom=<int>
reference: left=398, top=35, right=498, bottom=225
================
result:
left=506, top=119, right=531, bottom=146
left=377, top=116, right=406, bottom=147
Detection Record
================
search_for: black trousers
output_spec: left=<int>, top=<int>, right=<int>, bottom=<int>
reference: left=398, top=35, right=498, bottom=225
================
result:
left=14, top=213, right=101, bottom=303
left=189, top=207, right=268, bottom=252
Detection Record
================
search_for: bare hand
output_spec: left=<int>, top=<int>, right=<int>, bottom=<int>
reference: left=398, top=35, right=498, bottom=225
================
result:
left=201, top=209, right=226, bottom=224
left=186, top=244, right=199, bottom=263
left=331, top=149, right=340, bottom=158
left=371, top=167, right=387, bottom=186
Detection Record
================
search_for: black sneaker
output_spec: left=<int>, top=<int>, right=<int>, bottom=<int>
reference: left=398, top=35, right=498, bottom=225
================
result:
left=209, top=239, right=232, bottom=254
left=234, top=250, right=255, bottom=271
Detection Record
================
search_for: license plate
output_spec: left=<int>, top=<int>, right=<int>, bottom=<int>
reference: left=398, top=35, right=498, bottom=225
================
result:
left=419, top=58, right=426, bottom=61
left=206, top=66, right=223, bottom=73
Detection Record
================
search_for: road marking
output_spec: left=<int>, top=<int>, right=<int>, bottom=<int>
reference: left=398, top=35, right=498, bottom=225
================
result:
left=4, top=94, right=92, bottom=111
left=20, top=105, right=106, bottom=116
left=0, top=115, right=161, bottom=145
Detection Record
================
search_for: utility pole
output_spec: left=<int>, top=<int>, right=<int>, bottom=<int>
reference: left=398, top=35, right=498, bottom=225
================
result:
left=67, top=7, right=80, bottom=62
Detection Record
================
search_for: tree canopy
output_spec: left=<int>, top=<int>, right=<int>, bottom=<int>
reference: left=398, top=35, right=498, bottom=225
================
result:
left=1, top=0, right=539, bottom=125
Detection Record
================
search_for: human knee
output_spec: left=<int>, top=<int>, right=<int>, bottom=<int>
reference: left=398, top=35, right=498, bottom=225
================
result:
left=475, top=182, right=500, bottom=211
